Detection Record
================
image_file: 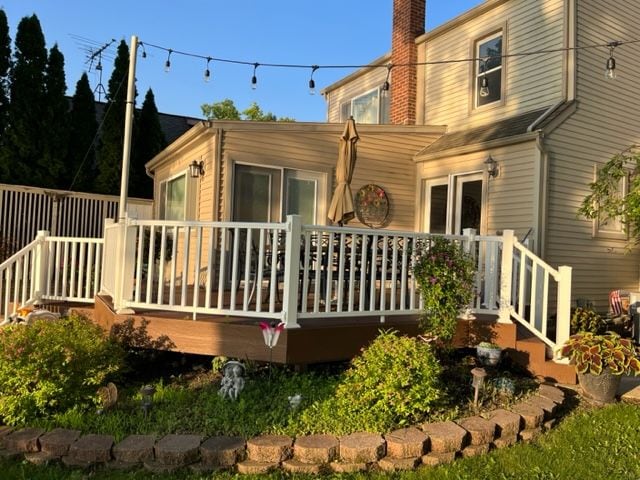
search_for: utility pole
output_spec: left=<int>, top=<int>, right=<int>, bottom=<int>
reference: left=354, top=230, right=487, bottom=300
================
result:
left=118, top=35, right=138, bottom=222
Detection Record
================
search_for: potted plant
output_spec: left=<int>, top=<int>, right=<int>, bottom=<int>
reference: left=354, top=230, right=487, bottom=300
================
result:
left=476, top=341, right=502, bottom=367
left=560, top=331, right=640, bottom=404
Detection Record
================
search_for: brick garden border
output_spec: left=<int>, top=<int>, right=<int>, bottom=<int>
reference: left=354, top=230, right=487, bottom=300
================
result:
left=0, top=384, right=568, bottom=474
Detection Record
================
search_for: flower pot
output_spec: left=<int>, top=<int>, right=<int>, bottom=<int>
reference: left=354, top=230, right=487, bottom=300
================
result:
left=476, top=345, right=502, bottom=367
left=577, top=369, right=622, bottom=404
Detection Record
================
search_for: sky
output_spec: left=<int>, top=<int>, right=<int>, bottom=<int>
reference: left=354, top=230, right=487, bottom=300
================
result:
left=1, top=1, right=484, bottom=122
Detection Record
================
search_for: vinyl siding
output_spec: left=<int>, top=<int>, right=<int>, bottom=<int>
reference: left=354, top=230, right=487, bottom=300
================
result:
left=421, top=0, right=566, bottom=130
left=218, top=125, right=442, bottom=230
left=417, top=140, right=537, bottom=239
left=544, top=0, right=640, bottom=310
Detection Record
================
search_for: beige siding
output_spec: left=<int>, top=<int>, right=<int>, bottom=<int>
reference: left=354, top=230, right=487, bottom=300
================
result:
left=544, top=0, right=640, bottom=309
left=421, top=0, right=566, bottom=130
left=417, top=141, right=537, bottom=239
left=218, top=124, right=442, bottom=230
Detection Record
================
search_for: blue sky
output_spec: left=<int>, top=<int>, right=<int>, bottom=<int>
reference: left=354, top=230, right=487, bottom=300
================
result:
left=2, top=1, right=483, bottom=122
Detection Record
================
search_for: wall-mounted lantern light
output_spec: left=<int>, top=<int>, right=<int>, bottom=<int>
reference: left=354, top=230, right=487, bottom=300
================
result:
left=189, top=160, right=205, bottom=178
left=484, top=155, right=498, bottom=178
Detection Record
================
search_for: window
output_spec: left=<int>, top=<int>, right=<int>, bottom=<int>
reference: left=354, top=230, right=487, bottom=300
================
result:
left=232, top=164, right=326, bottom=225
left=475, top=31, right=503, bottom=108
left=340, top=88, right=390, bottom=124
left=158, top=172, right=195, bottom=220
left=593, top=166, right=628, bottom=240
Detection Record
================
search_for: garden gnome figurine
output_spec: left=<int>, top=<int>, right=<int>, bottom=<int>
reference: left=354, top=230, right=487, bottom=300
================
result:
left=218, top=361, right=245, bottom=400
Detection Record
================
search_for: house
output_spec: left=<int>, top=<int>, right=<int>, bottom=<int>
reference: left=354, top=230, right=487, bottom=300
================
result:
left=323, top=0, right=640, bottom=310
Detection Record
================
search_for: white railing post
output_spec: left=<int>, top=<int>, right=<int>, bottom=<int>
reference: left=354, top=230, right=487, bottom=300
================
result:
left=555, top=265, right=572, bottom=356
left=281, top=215, right=302, bottom=329
left=32, top=230, right=49, bottom=302
left=462, top=228, right=476, bottom=254
left=498, top=230, right=515, bottom=323
left=113, top=217, right=137, bottom=314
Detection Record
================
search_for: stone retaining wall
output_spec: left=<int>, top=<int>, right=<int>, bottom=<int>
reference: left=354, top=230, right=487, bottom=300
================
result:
left=0, top=384, right=567, bottom=474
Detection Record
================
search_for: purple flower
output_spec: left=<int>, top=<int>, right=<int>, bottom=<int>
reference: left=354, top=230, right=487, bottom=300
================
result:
left=429, top=276, right=437, bottom=285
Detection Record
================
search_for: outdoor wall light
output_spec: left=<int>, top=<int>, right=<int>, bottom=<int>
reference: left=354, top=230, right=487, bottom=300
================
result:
left=189, top=160, right=205, bottom=178
left=484, top=155, right=499, bottom=178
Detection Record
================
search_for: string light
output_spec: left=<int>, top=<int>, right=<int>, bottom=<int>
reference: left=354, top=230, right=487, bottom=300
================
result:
left=381, top=64, right=392, bottom=91
left=204, top=56, right=212, bottom=82
left=605, top=41, right=621, bottom=80
left=251, top=63, right=259, bottom=90
left=137, top=38, right=640, bottom=91
left=140, top=42, right=147, bottom=59
left=164, top=49, right=172, bottom=73
left=308, top=65, right=319, bottom=95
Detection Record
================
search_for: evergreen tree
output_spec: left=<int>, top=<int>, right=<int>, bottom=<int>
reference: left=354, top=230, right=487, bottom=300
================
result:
left=42, top=44, right=68, bottom=188
left=131, top=88, right=166, bottom=198
left=1, top=15, right=47, bottom=185
left=95, top=39, right=131, bottom=195
left=0, top=10, right=11, bottom=165
left=67, top=73, right=98, bottom=192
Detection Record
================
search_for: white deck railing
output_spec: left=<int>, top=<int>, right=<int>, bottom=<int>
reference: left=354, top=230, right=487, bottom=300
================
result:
left=1, top=216, right=572, bottom=353
left=0, top=231, right=103, bottom=321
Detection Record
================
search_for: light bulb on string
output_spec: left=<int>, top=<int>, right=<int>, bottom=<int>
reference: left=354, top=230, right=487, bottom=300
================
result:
left=479, top=75, right=490, bottom=97
left=308, top=65, right=319, bottom=95
left=251, top=63, right=259, bottom=90
left=140, top=42, right=147, bottom=59
left=204, top=57, right=212, bottom=83
left=381, top=64, right=392, bottom=92
left=164, top=49, right=173, bottom=73
left=605, top=41, right=621, bottom=80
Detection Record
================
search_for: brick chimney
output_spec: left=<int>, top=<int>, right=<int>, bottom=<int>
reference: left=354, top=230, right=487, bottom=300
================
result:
left=390, top=0, right=425, bottom=125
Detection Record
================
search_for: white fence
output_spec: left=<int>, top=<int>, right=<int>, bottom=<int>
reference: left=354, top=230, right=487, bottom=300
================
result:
left=103, top=215, right=571, bottom=351
left=0, top=232, right=104, bottom=321
left=0, top=183, right=152, bottom=259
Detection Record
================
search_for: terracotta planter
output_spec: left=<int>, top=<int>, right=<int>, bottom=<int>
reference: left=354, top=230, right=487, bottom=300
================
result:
left=577, top=369, right=622, bottom=404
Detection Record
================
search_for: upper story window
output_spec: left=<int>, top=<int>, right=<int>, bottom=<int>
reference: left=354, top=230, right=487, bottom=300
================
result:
left=340, top=88, right=389, bottom=124
left=475, top=31, right=503, bottom=108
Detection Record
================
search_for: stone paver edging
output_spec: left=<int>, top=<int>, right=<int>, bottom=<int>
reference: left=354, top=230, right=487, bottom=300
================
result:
left=0, top=384, right=568, bottom=474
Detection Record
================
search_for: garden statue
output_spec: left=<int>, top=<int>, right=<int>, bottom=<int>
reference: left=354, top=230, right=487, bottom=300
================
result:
left=218, top=361, right=245, bottom=400
left=288, top=394, right=302, bottom=410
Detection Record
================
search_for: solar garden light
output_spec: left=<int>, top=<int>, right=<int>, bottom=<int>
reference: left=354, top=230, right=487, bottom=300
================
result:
left=471, top=367, right=488, bottom=407
left=260, top=321, right=285, bottom=381
left=140, top=384, right=156, bottom=416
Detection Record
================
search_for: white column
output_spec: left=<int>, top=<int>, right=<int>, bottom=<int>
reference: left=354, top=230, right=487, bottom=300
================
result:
left=555, top=265, right=573, bottom=357
left=498, top=229, right=514, bottom=323
left=118, top=35, right=138, bottom=223
left=33, top=230, right=49, bottom=302
left=281, top=215, right=302, bottom=329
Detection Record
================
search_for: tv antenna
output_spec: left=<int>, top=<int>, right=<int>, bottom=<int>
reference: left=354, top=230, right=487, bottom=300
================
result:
left=85, top=38, right=116, bottom=102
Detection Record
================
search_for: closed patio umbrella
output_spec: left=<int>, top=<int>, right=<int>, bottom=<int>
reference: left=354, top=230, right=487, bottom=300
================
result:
left=328, top=117, right=359, bottom=225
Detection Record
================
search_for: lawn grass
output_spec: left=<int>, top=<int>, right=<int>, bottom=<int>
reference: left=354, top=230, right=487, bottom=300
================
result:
left=3, top=402, right=639, bottom=479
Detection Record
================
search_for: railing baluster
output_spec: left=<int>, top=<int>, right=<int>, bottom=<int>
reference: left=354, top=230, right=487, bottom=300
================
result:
left=169, top=226, right=178, bottom=306
left=157, top=226, right=167, bottom=304
left=135, top=225, right=144, bottom=303
left=358, top=234, right=367, bottom=312
left=204, top=226, right=214, bottom=309
left=256, top=229, right=265, bottom=312
left=337, top=232, right=346, bottom=311
left=242, top=228, right=253, bottom=311
left=217, top=227, right=227, bottom=309
left=146, top=225, right=156, bottom=304
left=325, top=232, right=335, bottom=313
left=192, top=226, right=203, bottom=314
left=181, top=226, right=191, bottom=307
left=230, top=227, right=240, bottom=310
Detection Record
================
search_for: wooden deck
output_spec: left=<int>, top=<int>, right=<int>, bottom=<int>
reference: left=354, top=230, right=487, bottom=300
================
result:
left=45, top=295, right=576, bottom=383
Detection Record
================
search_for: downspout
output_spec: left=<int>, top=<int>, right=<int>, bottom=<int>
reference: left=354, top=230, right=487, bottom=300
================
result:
left=533, top=132, right=548, bottom=258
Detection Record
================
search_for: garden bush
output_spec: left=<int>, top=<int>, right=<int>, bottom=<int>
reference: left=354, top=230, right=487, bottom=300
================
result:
left=570, top=307, right=604, bottom=334
left=0, top=314, right=124, bottom=424
left=298, top=330, right=444, bottom=433
left=412, top=236, right=476, bottom=341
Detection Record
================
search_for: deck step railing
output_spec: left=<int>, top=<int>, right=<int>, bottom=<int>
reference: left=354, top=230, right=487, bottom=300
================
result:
left=0, top=231, right=103, bottom=321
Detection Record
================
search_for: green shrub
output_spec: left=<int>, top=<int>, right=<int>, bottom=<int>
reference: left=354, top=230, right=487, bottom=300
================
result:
left=299, top=330, right=443, bottom=433
left=412, top=237, right=476, bottom=341
left=570, top=307, right=604, bottom=334
left=0, top=314, right=124, bottom=424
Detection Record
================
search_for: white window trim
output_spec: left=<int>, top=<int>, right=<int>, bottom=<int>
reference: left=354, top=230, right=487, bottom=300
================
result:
left=349, top=87, right=383, bottom=124
left=158, top=170, right=197, bottom=221
left=472, top=28, right=506, bottom=111
left=230, top=160, right=329, bottom=225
